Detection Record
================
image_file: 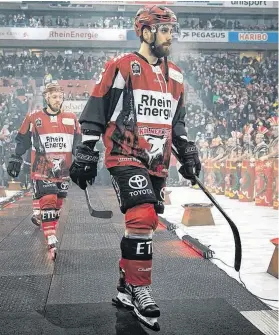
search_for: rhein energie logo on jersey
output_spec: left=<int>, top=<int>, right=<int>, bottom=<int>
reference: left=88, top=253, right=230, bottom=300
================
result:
left=137, top=94, right=172, bottom=120
left=45, top=136, right=67, bottom=149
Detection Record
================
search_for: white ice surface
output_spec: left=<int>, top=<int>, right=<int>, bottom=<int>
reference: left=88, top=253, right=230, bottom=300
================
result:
left=160, top=186, right=279, bottom=310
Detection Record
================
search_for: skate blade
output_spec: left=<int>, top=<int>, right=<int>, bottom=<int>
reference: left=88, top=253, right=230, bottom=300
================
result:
left=132, top=308, right=160, bottom=332
left=112, top=292, right=134, bottom=310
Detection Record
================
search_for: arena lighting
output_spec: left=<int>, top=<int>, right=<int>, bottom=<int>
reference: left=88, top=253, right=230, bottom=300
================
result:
left=182, top=235, right=214, bottom=259
left=159, top=217, right=214, bottom=259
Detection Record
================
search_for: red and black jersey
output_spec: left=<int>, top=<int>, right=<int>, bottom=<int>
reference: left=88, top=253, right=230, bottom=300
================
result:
left=79, top=52, right=187, bottom=178
left=15, top=108, right=81, bottom=181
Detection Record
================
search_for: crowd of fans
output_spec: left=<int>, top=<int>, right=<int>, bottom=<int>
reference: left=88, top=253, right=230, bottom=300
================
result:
left=0, top=51, right=111, bottom=85
left=0, top=87, right=30, bottom=186
left=0, top=49, right=277, bottom=186
left=0, top=14, right=133, bottom=29
left=0, top=12, right=276, bottom=32
left=178, top=53, right=278, bottom=141
left=179, top=17, right=278, bottom=31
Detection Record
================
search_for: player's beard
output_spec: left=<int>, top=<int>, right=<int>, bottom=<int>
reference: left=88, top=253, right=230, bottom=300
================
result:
left=49, top=103, right=61, bottom=113
left=151, top=43, right=171, bottom=59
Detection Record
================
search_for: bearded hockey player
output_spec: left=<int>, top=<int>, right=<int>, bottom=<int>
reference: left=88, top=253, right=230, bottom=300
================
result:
left=7, top=83, right=81, bottom=260
left=69, top=5, right=201, bottom=331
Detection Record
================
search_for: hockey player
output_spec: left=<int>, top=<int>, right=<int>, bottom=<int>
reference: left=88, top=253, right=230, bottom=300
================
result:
left=69, top=5, right=201, bottom=331
left=7, top=83, right=81, bottom=260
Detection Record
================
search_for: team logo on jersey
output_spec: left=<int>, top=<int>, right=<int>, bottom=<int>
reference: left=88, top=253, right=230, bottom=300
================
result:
left=35, top=118, right=42, bottom=127
left=131, top=60, right=141, bottom=76
left=50, top=115, right=57, bottom=123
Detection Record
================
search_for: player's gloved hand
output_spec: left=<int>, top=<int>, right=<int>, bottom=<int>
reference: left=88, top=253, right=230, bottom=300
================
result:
left=173, top=137, right=201, bottom=185
left=69, top=143, right=99, bottom=190
left=7, top=154, right=23, bottom=178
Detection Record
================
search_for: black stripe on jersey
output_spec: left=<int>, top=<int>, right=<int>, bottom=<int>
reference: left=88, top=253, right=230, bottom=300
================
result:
left=172, top=93, right=187, bottom=139
left=15, top=131, right=32, bottom=156
left=79, top=68, right=123, bottom=134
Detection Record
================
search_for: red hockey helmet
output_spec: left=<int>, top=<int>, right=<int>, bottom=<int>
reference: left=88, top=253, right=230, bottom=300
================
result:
left=134, top=5, right=178, bottom=37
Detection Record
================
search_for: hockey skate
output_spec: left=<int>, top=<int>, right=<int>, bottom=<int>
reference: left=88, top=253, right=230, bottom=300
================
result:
left=47, top=235, right=58, bottom=261
left=31, top=214, right=41, bottom=227
left=112, top=267, right=134, bottom=310
left=130, top=285, right=160, bottom=331
left=112, top=268, right=160, bottom=331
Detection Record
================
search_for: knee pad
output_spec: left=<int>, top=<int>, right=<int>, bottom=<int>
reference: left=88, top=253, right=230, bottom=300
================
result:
left=125, top=203, right=158, bottom=231
left=39, top=194, right=57, bottom=210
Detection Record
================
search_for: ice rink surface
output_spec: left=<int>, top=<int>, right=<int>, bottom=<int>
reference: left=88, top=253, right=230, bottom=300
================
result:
left=161, top=186, right=279, bottom=310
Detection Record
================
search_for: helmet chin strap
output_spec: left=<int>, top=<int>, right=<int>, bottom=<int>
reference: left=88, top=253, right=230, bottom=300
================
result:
left=144, top=28, right=169, bottom=82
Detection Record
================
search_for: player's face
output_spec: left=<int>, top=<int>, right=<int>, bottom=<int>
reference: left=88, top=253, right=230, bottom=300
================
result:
left=48, top=92, right=63, bottom=112
left=153, top=24, right=173, bottom=58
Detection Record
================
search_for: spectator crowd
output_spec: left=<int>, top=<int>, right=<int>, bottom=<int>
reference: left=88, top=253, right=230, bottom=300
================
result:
left=0, top=13, right=133, bottom=29
left=0, top=11, right=276, bottom=32
left=179, top=17, right=278, bottom=31
left=178, top=53, right=278, bottom=141
left=0, top=49, right=277, bottom=187
left=0, top=86, right=30, bottom=187
left=0, top=51, right=111, bottom=85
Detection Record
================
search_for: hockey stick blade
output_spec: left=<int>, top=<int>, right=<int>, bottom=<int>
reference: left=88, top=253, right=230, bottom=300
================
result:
left=171, top=145, right=242, bottom=272
left=85, top=188, right=113, bottom=219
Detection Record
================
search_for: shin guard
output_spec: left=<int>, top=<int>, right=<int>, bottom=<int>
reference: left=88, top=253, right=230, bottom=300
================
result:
left=120, top=236, right=153, bottom=286
left=56, top=198, right=64, bottom=220
left=120, top=203, right=158, bottom=286
left=39, top=194, right=58, bottom=238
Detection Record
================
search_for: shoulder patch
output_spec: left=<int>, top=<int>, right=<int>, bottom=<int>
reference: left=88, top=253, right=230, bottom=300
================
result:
left=62, top=118, right=75, bottom=126
left=131, top=60, right=141, bottom=76
left=169, top=68, right=183, bottom=84
left=35, top=118, right=42, bottom=127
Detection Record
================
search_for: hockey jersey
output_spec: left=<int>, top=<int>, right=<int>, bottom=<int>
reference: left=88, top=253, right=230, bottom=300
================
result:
left=79, top=52, right=187, bottom=178
left=15, top=109, right=81, bottom=181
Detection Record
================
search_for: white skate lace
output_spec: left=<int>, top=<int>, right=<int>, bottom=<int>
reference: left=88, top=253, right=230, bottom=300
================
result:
left=134, top=286, right=156, bottom=309
left=47, top=235, right=58, bottom=246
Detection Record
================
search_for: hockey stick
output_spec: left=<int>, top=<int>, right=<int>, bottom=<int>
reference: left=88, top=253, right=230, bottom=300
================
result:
left=85, top=188, right=113, bottom=219
left=172, top=146, right=242, bottom=272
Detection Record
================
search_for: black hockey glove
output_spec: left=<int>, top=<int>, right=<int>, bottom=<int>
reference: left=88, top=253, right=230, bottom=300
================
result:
left=69, top=143, right=99, bottom=190
left=7, top=154, right=23, bottom=178
left=173, top=137, right=201, bottom=185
